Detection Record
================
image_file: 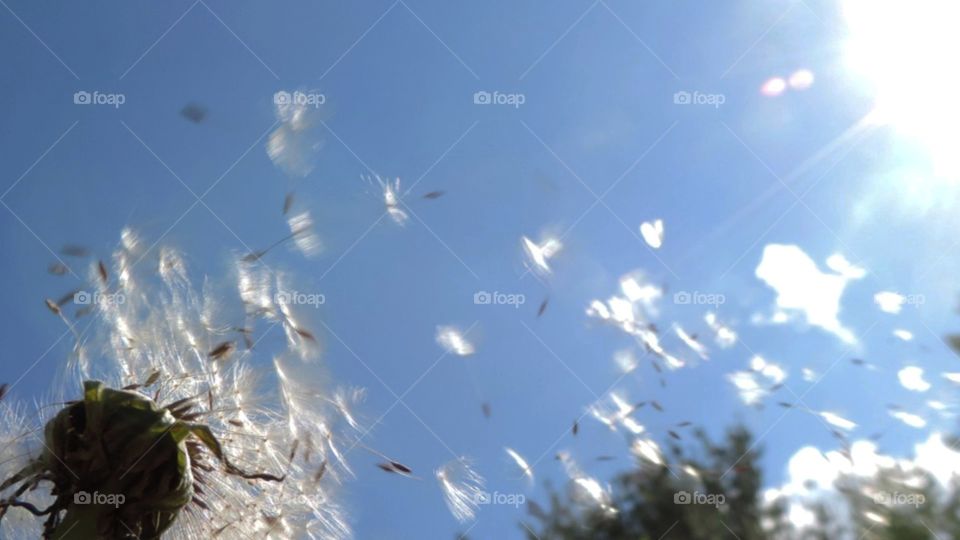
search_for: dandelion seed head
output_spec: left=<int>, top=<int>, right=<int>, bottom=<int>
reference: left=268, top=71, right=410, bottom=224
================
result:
left=12, top=230, right=362, bottom=539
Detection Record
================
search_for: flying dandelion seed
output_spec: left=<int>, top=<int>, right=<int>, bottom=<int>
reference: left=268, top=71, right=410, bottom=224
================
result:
left=365, top=174, right=408, bottom=225
left=638, top=219, right=664, bottom=249
left=435, top=326, right=475, bottom=356
left=557, top=454, right=617, bottom=516
left=504, top=447, right=534, bottom=483
left=267, top=90, right=325, bottom=177
left=612, top=349, right=639, bottom=374
left=286, top=210, right=323, bottom=258
left=2, top=231, right=362, bottom=539
left=436, top=458, right=485, bottom=523
left=674, top=324, right=708, bottom=360
left=521, top=235, right=562, bottom=275
left=704, top=311, right=737, bottom=348
left=819, top=411, right=857, bottom=431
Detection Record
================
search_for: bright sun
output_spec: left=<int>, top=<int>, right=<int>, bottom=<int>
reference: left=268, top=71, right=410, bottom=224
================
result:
left=843, top=0, right=960, bottom=178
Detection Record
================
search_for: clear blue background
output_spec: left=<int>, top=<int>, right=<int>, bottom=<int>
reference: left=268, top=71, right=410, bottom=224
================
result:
left=2, top=1, right=958, bottom=538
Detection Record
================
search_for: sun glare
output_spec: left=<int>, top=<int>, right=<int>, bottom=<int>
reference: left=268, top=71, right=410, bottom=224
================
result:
left=844, top=0, right=960, bottom=178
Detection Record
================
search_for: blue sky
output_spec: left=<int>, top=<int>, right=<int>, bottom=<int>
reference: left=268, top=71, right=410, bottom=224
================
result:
left=3, top=0, right=960, bottom=538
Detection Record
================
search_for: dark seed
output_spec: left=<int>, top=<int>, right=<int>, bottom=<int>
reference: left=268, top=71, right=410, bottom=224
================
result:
left=314, top=460, right=328, bottom=482
left=208, top=341, right=235, bottom=361
left=389, top=461, right=412, bottom=474
left=44, top=299, right=61, bottom=315
left=97, top=260, right=109, bottom=283
left=537, top=298, right=549, bottom=317
left=180, top=103, right=207, bottom=123
left=60, top=245, right=89, bottom=258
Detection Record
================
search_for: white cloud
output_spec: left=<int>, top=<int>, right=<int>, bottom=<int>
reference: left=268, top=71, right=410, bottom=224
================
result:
left=705, top=311, right=737, bottom=348
left=874, top=291, right=905, bottom=314
left=639, top=219, right=664, bottom=249
left=889, top=410, right=927, bottom=428
left=892, top=329, right=914, bottom=341
left=826, top=253, right=867, bottom=279
left=728, top=355, right=787, bottom=405
left=765, top=434, right=960, bottom=533
left=755, top=244, right=862, bottom=343
left=897, top=366, right=931, bottom=392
